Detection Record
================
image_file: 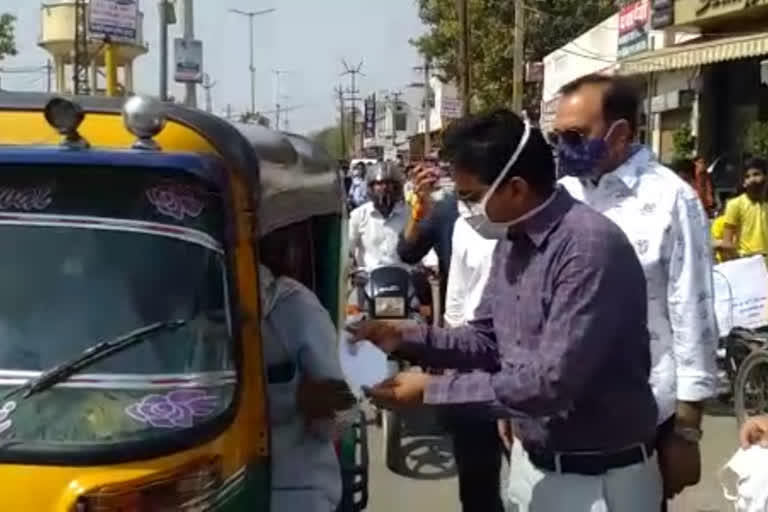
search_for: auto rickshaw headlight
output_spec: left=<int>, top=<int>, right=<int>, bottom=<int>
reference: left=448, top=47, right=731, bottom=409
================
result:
left=73, top=456, right=222, bottom=511
left=122, top=95, right=166, bottom=150
left=44, top=97, right=89, bottom=149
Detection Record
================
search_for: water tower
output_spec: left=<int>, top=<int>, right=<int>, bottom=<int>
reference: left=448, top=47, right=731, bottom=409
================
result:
left=38, top=0, right=148, bottom=95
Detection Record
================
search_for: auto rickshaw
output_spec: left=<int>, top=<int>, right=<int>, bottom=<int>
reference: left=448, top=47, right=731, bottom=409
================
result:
left=0, top=92, right=366, bottom=511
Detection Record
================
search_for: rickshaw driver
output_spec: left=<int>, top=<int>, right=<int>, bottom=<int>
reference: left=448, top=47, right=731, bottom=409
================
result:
left=258, top=220, right=358, bottom=512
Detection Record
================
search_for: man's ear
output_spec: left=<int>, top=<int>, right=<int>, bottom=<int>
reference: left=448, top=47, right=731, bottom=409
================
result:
left=612, top=119, right=633, bottom=145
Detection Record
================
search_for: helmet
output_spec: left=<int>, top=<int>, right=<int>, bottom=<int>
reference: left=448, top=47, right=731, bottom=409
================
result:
left=365, top=161, right=405, bottom=185
left=365, top=162, right=404, bottom=216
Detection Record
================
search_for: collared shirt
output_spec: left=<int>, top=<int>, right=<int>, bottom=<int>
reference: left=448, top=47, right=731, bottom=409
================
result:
left=444, top=216, right=498, bottom=327
left=401, top=187, right=658, bottom=452
left=349, top=201, right=409, bottom=270
left=723, top=193, right=768, bottom=258
left=561, top=147, right=718, bottom=424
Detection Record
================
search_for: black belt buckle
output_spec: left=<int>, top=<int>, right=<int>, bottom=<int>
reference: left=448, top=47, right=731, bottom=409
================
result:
left=528, top=441, right=654, bottom=476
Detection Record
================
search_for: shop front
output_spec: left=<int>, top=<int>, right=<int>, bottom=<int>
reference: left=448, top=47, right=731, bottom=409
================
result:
left=619, top=0, right=768, bottom=185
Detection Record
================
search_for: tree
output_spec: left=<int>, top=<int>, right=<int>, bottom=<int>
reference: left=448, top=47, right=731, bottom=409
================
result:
left=311, top=124, right=352, bottom=161
left=411, top=0, right=616, bottom=113
left=0, top=13, right=18, bottom=61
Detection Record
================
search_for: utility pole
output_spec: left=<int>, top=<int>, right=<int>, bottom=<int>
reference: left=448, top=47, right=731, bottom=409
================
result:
left=158, top=0, right=169, bottom=100
left=335, top=85, right=347, bottom=160
left=341, top=60, right=364, bottom=157
left=230, top=8, right=277, bottom=117
left=202, top=73, right=217, bottom=113
left=456, top=0, right=470, bottom=116
left=182, top=0, right=197, bottom=108
left=413, top=57, right=433, bottom=158
left=226, top=103, right=232, bottom=120
left=272, top=69, right=291, bottom=130
left=46, top=60, right=53, bottom=93
left=512, top=0, right=525, bottom=113
left=73, top=0, right=89, bottom=95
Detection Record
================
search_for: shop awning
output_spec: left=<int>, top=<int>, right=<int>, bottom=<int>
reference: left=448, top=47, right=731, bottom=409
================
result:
left=619, top=32, right=768, bottom=75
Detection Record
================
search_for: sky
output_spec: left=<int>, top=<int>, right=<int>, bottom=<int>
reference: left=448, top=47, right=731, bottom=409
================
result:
left=0, top=0, right=426, bottom=134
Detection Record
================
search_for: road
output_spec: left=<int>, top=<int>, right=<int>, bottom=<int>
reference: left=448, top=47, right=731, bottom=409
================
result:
left=364, top=405, right=740, bottom=512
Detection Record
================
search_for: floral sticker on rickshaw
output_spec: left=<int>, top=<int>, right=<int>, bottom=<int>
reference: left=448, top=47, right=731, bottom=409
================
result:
left=146, top=183, right=205, bottom=221
left=125, top=389, right=218, bottom=429
left=0, top=400, right=16, bottom=435
left=0, top=184, right=53, bottom=211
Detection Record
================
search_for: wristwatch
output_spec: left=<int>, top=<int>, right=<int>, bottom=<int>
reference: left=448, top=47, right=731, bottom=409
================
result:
left=674, top=425, right=703, bottom=443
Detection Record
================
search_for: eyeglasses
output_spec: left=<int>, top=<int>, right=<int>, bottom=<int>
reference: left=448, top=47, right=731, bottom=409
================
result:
left=546, top=129, right=587, bottom=148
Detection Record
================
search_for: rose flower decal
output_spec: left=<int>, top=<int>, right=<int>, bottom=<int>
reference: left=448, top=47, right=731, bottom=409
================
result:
left=125, top=389, right=218, bottom=429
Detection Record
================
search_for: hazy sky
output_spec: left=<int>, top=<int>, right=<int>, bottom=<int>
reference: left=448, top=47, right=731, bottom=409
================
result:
left=1, top=0, right=426, bottom=134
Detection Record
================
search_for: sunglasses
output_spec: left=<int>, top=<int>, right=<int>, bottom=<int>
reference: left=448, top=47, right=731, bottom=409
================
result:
left=546, top=129, right=587, bottom=148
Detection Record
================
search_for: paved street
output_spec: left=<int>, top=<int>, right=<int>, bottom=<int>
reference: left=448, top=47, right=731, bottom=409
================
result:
left=365, top=404, right=740, bottom=512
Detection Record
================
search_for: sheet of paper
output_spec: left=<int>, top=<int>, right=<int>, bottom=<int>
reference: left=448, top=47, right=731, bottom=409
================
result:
left=713, top=255, right=768, bottom=337
left=338, top=331, right=390, bottom=396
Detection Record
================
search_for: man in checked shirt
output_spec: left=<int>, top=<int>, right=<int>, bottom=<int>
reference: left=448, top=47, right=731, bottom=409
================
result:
left=351, top=109, right=662, bottom=511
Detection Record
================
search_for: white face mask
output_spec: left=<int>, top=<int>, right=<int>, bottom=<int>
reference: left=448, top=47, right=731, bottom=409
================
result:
left=459, top=121, right=532, bottom=240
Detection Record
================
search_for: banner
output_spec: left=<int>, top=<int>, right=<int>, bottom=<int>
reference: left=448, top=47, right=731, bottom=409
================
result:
left=618, top=0, right=650, bottom=59
left=88, top=0, right=139, bottom=42
left=363, top=95, right=377, bottom=139
left=713, top=255, right=768, bottom=337
left=174, top=39, right=204, bottom=84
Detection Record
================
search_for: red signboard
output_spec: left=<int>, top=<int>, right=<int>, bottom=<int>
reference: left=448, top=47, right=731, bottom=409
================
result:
left=618, top=0, right=650, bottom=58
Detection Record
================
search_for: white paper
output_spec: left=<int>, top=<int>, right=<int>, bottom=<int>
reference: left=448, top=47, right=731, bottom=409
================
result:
left=720, top=446, right=768, bottom=511
left=338, top=331, right=390, bottom=396
left=713, top=255, right=768, bottom=337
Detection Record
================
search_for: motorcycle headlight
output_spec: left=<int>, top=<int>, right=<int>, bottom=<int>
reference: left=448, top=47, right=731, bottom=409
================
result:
left=374, top=297, right=405, bottom=318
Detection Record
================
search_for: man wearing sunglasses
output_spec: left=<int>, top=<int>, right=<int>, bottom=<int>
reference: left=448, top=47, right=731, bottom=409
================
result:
left=554, top=74, right=718, bottom=511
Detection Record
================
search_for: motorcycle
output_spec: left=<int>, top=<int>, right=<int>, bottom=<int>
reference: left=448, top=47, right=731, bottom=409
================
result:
left=346, top=264, right=435, bottom=472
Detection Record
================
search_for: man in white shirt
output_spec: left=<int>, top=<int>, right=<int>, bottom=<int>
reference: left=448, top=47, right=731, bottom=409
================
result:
left=554, top=74, right=718, bottom=510
left=348, top=162, right=409, bottom=270
left=444, top=216, right=498, bottom=327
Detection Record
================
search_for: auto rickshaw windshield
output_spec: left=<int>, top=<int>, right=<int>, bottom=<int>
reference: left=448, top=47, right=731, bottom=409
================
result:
left=0, top=163, right=235, bottom=451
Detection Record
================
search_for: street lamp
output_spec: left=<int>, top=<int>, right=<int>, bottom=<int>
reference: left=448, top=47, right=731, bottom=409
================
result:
left=230, top=8, right=277, bottom=116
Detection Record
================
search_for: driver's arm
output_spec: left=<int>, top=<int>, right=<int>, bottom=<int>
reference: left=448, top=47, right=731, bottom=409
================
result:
left=348, top=206, right=364, bottom=265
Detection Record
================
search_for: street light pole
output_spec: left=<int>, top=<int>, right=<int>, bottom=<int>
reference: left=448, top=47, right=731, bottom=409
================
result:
left=158, top=1, right=168, bottom=100
left=230, top=8, right=276, bottom=118
left=182, top=0, right=197, bottom=108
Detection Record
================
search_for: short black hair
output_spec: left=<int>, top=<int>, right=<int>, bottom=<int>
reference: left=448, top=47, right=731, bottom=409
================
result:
left=744, top=157, right=768, bottom=181
left=440, top=109, right=555, bottom=195
left=559, top=74, right=640, bottom=134
left=671, top=158, right=695, bottom=180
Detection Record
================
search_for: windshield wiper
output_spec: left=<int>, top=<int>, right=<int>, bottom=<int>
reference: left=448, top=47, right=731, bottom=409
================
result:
left=1, top=320, right=187, bottom=403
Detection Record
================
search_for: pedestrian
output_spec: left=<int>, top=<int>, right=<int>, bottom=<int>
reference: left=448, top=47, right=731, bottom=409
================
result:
left=353, top=108, right=662, bottom=511
left=554, top=74, right=718, bottom=510
left=720, top=157, right=768, bottom=261
left=693, top=155, right=715, bottom=216
left=397, top=163, right=457, bottom=309
left=348, top=162, right=369, bottom=210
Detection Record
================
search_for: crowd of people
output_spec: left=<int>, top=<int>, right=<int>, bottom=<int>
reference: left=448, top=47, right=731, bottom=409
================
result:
left=340, top=73, right=768, bottom=511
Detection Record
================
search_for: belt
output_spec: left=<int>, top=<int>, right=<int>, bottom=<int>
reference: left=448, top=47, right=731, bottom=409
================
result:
left=526, top=440, right=654, bottom=476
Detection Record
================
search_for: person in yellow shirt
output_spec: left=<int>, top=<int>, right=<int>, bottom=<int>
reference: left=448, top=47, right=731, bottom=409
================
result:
left=722, top=158, right=768, bottom=260
left=711, top=212, right=728, bottom=263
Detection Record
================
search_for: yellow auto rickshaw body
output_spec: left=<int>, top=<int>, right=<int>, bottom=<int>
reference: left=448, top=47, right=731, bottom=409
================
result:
left=0, top=92, right=270, bottom=511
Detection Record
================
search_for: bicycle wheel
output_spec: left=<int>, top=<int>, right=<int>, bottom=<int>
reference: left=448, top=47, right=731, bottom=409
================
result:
left=733, top=349, right=768, bottom=426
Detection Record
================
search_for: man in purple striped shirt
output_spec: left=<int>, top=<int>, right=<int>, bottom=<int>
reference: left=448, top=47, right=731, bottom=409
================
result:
left=352, top=109, right=662, bottom=511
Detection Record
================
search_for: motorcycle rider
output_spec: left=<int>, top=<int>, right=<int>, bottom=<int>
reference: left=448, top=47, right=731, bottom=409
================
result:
left=348, top=161, right=409, bottom=270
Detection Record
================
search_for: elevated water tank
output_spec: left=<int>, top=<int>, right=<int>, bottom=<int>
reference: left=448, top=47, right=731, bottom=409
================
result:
left=38, top=0, right=148, bottom=95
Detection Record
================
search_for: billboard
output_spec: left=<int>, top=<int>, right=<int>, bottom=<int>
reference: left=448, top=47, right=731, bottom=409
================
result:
left=618, top=0, right=650, bottom=59
left=174, top=39, right=204, bottom=84
left=364, top=95, right=377, bottom=139
left=88, top=0, right=139, bottom=42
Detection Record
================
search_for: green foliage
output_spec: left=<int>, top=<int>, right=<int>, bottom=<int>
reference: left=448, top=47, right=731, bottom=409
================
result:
left=411, top=0, right=616, bottom=111
left=747, top=121, right=768, bottom=158
left=311, top=124, right=352, bottom=161
left=0, top=13, right=17, bottom=61
left=672, top=123, right=696, bottom=160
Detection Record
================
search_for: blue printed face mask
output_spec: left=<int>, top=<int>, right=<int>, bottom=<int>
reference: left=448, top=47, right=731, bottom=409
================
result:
left=554, top=122, right=619, bottom=179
